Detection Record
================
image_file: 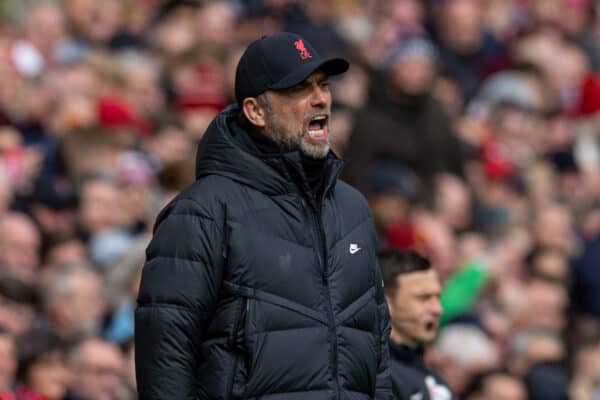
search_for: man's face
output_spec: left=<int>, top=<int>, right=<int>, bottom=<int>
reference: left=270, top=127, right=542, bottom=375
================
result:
left=71, top=340, right=125, bottom=400
left=0, top=216, right=41, bottom=279
left=387, top=269, right=442, bottom=346
left=262, top=71, right=332, bottom=159
left=79, top=180, right=123, bottom=235
left=27, top=350, right=69, bottom=400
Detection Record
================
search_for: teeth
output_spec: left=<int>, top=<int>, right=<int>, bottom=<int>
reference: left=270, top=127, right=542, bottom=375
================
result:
left=308, top=129, right=324, bottom=138
left=312, top=115, right=327, bottom=121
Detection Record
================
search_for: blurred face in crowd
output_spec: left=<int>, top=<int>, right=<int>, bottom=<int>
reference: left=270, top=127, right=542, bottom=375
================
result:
left=26, top=350, right=70, bottom=400
left=145, top=125, right=192, bottom=167
left=521, top=279, right=568, bottom=332
left=78, top=178, right=123, bottom=235
left=248, top=71, right=332, bottom=159
left=43, top=236, right=87, bottom=267
left=529, top=249, right=568, bottom=281
left=492, top=106, right=544, bottom=164
left=415, top=214, right=458, bottom=281
left=197, top=1, right=235, bottom=50
left=468, top=372, right=527, bottom=400
left=120, top=55, right=164, bottom=116
left=0, top=333, right=16, bottom=393
left=438, top=0, right=483, bottom=53
left=532, top=203, right=575, bottom=254
left=572, top=339, right=600, bottom=384
left=0, top=295, right=35, bottom=335
left=388, top=54, right=435, bottom=96
left=153, top=6, right=198, bottom=56
left=510, top=329, right=565, bottom=375
left=435, top=174, right=472, bottom=231
left=387, top=0, right=425, bottom=31
left=370, top=192, right=411, bottom=232
left=69, top=338, right=126, bottom=400
left=32, top=205, right=77, bottom=237
left=25, top=2, right=66, bottom=58
left=65, top=0, right=124, bottom=43
left=387, top=269, right=443, bottom=346
left=0, top=213, right=41, bottom=280
left=47, top=268, right=105, bottom=339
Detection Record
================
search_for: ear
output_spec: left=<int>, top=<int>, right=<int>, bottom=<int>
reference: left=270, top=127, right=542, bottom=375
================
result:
left=242, top=97, right=266, bottom=128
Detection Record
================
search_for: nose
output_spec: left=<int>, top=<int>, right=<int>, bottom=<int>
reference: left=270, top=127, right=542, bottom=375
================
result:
left=310, top=84, right=329, bottom=107
left=430, top=298, right=443, bottom=317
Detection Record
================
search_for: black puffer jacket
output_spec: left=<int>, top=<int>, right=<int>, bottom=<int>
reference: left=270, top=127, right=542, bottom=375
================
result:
left=135, top=105, right=392, bottom=400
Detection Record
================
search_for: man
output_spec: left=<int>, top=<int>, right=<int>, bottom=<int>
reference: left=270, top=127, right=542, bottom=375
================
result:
left=342, top=36, right=465, bottom=196
left=43, top=262, right=105, bottom=342
left=66, top=337, right=130, bottom=400
left=135, top=32, right=391, bottom=400
left=379, top=249, right=454, bottom=400
left=0, top=212, right=41, bottom=282
left=463, top=369, right=526, bottom=400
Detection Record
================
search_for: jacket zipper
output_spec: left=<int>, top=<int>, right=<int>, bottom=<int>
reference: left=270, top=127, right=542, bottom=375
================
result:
left=227, top=297, right=247, bottom=400
left=307, top=199, right=341, bottom=400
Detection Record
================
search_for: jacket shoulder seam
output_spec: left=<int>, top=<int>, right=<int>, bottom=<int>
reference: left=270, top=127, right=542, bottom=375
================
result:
left=136, top=302, right=202, bottom=313
left=147, top=255, right=207, bottom=264
left=333, top=215, right=372, bottom=246
left=167, top=212, right=215, bottom=222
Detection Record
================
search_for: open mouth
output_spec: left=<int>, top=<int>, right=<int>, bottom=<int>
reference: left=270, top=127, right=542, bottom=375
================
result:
left=307, top=115, right=328, bottom=140
left=425, top=321, right=436, bottom=332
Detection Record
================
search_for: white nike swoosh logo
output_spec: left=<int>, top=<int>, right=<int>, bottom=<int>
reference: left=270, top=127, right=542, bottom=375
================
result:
left=349, top=244, right=361, bottom=254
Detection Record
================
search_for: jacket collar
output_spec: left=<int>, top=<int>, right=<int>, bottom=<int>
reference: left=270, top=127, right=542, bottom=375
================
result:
left=389, top=339, right=426, bottom=366
left=196, top=104, right=344, bottom=199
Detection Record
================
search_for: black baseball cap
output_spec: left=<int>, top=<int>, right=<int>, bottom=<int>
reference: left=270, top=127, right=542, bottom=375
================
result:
left=235, top=32, right=349, bottom=104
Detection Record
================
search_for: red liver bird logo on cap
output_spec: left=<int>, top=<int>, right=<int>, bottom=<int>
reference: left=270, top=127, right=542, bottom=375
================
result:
left=294, top=39, right=312, bottom=60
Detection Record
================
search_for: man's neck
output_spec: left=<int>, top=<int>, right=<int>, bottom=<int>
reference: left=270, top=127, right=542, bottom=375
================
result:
left=390, top=329, right=417, bottom=348
left=247, top=127, right=284, bottom=154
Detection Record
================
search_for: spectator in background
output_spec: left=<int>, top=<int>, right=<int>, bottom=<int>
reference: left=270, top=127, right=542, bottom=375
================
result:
left=432, top=323, right=500, bottom=395
left=66, top=337, right=129, bottom=400
left=0, top=212, right=41, bottom=282
left=366, top=163, right=422, bottom=249
left=0, top=273, right=38, bottom=336
left=29, top=178, right=79, bottom=240
left=430, top=0, right=506, bottom=101
left=62, top=0, right=141, bottom=50
left=76, top=172, right=134, bottom=269
left=379, top=249, right=455, bottom=400
left=462, top=368, right=526, bottom=400
left=569, top=322, right=600, bottom=400
left=508, top=328, right=569, bottom=399
left=343, top=36, right=465, bottom=195
left=40, top=230, right=87, bottom=268
left=15, top=330, right=70, bottom=400
left=17, top=1, right=67, bottom=76
left=42, top=262, right=104, bottom=343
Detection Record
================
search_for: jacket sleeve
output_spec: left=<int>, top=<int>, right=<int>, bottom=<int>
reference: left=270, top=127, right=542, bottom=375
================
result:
left=135, top=197, right=225, bottom=400
left=375, top=260, right=393, bottom=400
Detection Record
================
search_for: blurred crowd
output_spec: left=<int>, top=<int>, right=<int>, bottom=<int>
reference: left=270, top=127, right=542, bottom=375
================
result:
left=0, top=0, right=599, bottom=399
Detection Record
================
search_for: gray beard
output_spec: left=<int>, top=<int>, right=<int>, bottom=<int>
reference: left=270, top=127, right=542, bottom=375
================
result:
left=264, top=115, right=330, bottom=159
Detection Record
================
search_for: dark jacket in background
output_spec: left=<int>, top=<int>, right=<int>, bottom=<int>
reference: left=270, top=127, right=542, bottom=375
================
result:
left=524, top=361, right=569, bottom=400
left=342, top=72, right=465, bottom=196
left=389, top=340, right=454, bottom=400
left=135, top=105, right=392, bottom=400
